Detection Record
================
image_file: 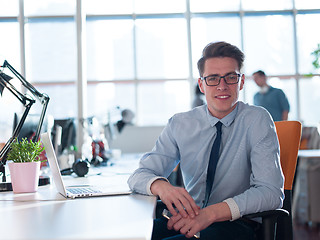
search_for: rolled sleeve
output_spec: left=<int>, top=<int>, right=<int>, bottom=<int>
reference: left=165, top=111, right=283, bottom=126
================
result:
left=223, top=198, right=241, bottom=221
left=146, top=177, right=169, bottom=195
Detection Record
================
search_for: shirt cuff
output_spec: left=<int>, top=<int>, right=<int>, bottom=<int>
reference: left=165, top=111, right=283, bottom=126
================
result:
left=223, top=198, right=241, bottom=221
left=146, top=176, right=169, bottom=195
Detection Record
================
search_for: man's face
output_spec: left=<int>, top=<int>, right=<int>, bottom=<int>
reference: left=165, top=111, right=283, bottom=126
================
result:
left=198, top=57, right=244, bottom=119
left=253, top=73, right=266, bottom=87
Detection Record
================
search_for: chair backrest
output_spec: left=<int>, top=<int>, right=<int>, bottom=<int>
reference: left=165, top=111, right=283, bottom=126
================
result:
left=274, top=121, right=302, bottom=191
left=274, top=121, right=302, bottom=240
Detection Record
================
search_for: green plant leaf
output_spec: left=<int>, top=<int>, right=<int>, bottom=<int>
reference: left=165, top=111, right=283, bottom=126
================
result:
left=311, top=43, right=320, bottom=70
left=7, top=138, right=45, bottom=163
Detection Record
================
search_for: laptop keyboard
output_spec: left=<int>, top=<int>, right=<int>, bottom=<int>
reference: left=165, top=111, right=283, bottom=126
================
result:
left=67, top=187, right=102, bottom=194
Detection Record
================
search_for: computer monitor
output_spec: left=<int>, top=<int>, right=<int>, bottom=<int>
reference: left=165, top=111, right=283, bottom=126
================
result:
left=13, top=113, right=47, bottom=141
left=52, top=118, right=76, bottom=155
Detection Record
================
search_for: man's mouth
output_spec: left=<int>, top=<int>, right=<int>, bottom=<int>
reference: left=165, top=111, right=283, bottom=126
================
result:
left=216, top=95, right=229, bottom=99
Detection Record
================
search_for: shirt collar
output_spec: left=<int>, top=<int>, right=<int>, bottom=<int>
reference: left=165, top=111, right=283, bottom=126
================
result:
left=206, top=103, right=238, bottom=127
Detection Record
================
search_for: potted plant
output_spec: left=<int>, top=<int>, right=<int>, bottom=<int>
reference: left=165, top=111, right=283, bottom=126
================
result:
left=7, top=138, right=45, bottom=193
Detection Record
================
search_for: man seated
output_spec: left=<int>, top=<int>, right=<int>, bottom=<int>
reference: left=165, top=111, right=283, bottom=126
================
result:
left=128, top=41, right=284, bottom=240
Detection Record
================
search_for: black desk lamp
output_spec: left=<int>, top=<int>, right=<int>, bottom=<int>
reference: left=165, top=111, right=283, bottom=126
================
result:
left=0, top=60, right=50, bottom=192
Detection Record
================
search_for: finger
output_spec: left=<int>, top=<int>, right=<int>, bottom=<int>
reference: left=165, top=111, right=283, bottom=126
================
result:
left=186, top=230, right=196, bottom=239
left=178, top=192, right=199, bottom=218
left=172, top=217, right=186, bottom=232
left=173, top=201, right=188, bottom=218
left=181, top=224, right=199, bottom=239
left=167, top=213, right=182, bottom=230
left=165, top=202, right=179, bottom=217
left=183, top=191, right=200, bottom=215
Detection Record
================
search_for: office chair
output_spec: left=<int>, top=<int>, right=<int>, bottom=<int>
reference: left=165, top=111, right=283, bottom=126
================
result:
left=243, top=120, right=302, bottom=240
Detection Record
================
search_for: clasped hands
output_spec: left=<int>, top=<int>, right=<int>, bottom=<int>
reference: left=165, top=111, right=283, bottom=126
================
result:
left=151, top=180, right=212, bottom=238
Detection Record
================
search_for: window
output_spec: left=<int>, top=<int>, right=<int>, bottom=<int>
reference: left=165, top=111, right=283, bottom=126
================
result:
left=296, top=13, right=320, bottom=74
left=86, top=17, right=135, bottom=81
left=191, top=14, right=242, bottom=78
left=242, top=0, right=293, bottom=10
left=135, top=17, right=188, bottom=79
left=300, top=76, right=320, bottom=125
left=1, top=0, right=320, bottom=133
left=25, top=18, right=77, bottom=82
left=0, top=20, right=20, bottom=67
left=190, top=0, right=240, bottom=12
left=0, top=0, right=19, bottom=16
left=243, top=13, right=295, bottom=75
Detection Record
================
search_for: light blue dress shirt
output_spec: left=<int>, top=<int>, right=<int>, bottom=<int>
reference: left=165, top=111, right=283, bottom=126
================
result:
left=128, top=101, right=284, bottom=217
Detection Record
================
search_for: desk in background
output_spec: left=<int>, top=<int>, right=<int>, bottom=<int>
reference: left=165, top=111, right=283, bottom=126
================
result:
left=298, top=149, right=320, bottom=158
left=293, top=149, right=320, bottom=225
left=0, top=154, right=156, bottom=240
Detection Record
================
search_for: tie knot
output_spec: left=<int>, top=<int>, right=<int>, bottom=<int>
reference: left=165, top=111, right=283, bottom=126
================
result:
left=215, top=121, right=222, bottom=132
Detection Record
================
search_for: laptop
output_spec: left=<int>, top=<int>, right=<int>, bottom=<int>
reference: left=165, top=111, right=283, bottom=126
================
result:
left=41, top=132, right=132, bottom=199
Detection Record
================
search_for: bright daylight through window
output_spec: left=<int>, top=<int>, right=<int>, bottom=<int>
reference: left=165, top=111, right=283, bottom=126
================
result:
left=0, top=0, right=320, bottom=144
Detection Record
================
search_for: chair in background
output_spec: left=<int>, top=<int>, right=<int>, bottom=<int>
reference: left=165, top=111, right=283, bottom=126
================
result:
left=243, top=120, right=302, bottom=240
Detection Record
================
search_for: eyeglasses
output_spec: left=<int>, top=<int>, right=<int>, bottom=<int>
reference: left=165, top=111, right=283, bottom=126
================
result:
left=201, top=73, right=242, bottom=86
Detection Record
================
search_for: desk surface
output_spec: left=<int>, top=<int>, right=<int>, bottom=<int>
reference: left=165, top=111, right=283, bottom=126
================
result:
left=0, top=154, right=156, bottom=240
left=298, top=149, right=320, bottom=158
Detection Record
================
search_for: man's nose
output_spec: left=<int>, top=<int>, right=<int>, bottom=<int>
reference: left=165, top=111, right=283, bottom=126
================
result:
left=217, top=77, right=228, bottom=89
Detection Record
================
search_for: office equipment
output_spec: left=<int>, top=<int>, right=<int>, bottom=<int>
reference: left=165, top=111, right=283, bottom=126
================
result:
left=41, top=132, right=131, bottom=198
left=0, top=60, right=49, bottom=192
left=52, top=118, right=76, bottom=155
left=60, top=158, right=90, bottom=177
left=243, top=120, right=302, bottom=240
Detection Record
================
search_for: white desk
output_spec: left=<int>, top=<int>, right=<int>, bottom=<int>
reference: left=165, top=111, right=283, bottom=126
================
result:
left=0, top=155, right=157, bottom=240
left=298, top=149, right=320, bottom=158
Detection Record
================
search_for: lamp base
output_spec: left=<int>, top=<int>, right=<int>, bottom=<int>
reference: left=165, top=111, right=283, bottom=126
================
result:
left=0, top=175, right=50, bottom=192
left=0, top=182, right=12, bottom=191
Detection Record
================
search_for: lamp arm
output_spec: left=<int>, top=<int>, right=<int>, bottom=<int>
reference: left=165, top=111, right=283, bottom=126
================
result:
left=0, top=101, right=33, bottom=160
left=0, top=60, right=50, bottom=187
left=1, top=60, right=50, bottom=141
left=33, top=94, right=49, bottom=142
left=0, top=101, right=33, bottom=182
left=0, top=75, right=35, bottom=106
left=3, top=60, right=44, bottom=101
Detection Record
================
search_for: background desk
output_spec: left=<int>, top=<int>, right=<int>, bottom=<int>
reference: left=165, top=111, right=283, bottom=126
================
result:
left=298, top=149, right=320, bottom=158
left=0, top=154, right=157, bottom=240
left=293, top=150, right=320, bottom=224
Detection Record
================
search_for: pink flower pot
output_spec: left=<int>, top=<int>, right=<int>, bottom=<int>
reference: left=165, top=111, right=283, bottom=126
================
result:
left=8, top=162, right=41, bottom=193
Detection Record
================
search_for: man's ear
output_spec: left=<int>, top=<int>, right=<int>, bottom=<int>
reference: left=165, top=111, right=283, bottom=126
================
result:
left=239, top=74, right=245, bottom=90
left=198, top=78, right=205, bottom=93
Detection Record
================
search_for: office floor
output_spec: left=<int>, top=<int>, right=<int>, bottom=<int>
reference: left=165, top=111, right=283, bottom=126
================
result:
left=293, top=220, right=320, bottom=240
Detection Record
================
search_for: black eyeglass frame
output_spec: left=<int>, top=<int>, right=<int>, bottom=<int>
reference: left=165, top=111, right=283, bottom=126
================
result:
left=200, top=73, right=242, bottom=86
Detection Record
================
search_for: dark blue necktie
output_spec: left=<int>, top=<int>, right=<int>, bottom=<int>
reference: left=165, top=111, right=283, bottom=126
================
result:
left=203, top=121, right=222, bottom=208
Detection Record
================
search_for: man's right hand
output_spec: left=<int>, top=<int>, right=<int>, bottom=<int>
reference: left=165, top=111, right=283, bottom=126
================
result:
left=151, top=179, right=200, bottom=219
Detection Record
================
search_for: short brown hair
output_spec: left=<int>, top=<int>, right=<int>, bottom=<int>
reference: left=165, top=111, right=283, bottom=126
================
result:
left=197, top=41, right=245, bottom=77
left=253, top=70, right=266, bottom=77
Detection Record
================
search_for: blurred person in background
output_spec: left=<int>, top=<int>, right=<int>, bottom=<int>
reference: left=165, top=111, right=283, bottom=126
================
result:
left=253, top=70, right=290, bottom=121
